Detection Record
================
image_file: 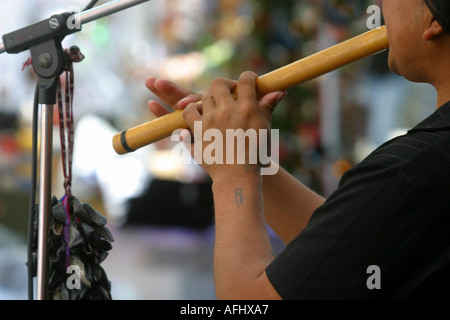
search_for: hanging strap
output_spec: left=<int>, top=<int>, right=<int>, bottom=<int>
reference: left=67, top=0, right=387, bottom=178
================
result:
left=57, top=46, right=84, bottom=268
left=57, top=46, right=85, bottom=198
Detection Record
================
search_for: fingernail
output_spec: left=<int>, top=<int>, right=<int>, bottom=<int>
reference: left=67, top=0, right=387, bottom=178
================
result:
left=177, top=98, right=187, bottom=109
left=146, top=77, right=156, bottom=88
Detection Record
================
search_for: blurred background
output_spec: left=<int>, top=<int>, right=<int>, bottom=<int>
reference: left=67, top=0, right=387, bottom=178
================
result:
left=0, top=0, right=437, bottom=299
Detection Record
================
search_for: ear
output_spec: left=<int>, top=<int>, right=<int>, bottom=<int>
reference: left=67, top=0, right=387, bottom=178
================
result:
left=423, top=20, right=446, bottom=41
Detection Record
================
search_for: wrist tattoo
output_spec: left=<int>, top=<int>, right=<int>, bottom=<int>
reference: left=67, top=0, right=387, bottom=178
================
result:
left=234, top=188, right=244, bottom=207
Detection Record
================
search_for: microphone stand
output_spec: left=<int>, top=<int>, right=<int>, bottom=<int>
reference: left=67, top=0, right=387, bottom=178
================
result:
left=0, top=0, right=151, bottom=300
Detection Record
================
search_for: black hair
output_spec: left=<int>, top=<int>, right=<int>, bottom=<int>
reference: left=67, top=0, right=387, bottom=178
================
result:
left=424, top=0, right=450, bottom=34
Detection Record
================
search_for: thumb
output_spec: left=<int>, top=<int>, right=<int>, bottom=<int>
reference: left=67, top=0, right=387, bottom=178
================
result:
left=259, top=91, right=287, bottom=114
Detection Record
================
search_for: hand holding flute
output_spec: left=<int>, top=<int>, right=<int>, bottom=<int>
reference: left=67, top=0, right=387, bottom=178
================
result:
left=113, top=26, right=389, bottom=155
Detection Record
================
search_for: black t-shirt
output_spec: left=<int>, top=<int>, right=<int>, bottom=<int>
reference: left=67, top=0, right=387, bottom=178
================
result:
left=266, top=102, right=450, bottom=300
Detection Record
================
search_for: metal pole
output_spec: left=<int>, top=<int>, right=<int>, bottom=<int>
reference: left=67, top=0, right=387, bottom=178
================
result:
left=36, top=104, right=54, bottom=300
left=77, top=0, right=150, bottom=25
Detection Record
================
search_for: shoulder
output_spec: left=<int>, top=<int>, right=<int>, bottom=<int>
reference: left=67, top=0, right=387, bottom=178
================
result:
left=367, top=130, right=450, bottom=166
left=343, top=130, right=450, bottom=189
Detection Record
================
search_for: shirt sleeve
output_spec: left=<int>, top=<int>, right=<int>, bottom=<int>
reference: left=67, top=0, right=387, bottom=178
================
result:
left=265, top=158, right=443, bottom=299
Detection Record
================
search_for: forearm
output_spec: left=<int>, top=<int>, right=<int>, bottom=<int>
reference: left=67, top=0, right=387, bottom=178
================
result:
left=263, top=167, right=325, bottom=244
left=212, top=169, right=278, bottom=300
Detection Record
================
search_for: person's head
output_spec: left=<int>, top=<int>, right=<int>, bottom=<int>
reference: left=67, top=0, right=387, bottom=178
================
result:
left=382, top=0, right=450, bottom=85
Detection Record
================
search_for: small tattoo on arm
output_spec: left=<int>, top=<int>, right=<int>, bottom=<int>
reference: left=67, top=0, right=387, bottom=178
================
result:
left=234, top=188, right=244, bottom=207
